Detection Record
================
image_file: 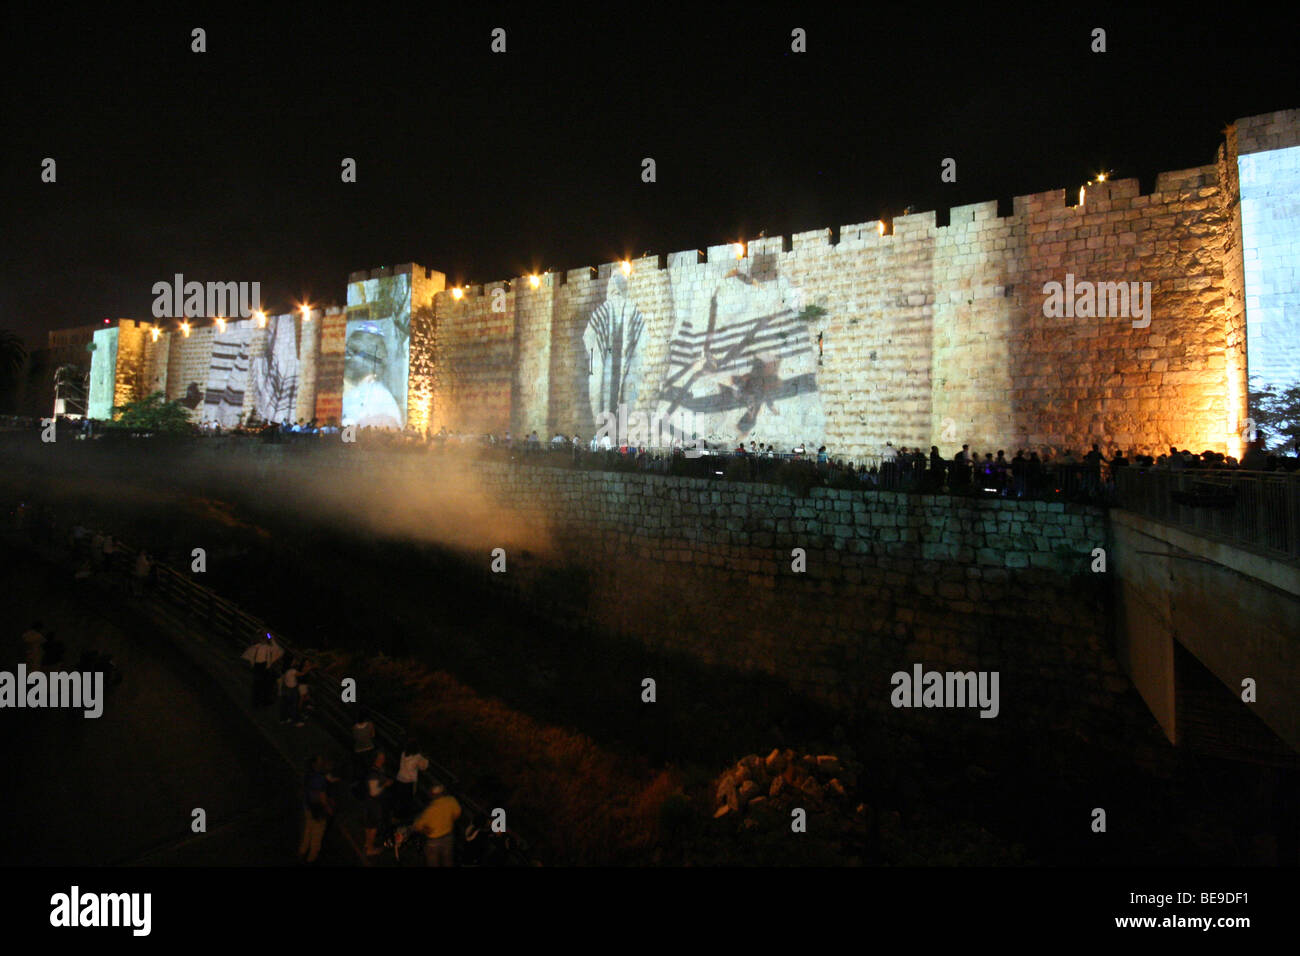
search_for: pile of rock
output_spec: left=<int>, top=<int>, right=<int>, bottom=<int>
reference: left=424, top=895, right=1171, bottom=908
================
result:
left=713, top=749, right=858, bottom=820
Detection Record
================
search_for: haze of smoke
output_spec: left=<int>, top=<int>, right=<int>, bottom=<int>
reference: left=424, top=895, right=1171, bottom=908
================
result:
left=0, top=435, right=556, bottom=562
left=248, top=450, right=557, bottom=560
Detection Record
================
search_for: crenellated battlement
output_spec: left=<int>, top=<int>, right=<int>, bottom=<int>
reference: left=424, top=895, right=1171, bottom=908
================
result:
left=439, top=155, right=1244, bottom=296
left=83, top=110, right=1297, bottom=461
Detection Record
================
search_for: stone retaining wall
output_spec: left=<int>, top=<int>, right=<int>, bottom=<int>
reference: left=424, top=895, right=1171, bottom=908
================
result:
left=456, top=459, right=1131, bottom=734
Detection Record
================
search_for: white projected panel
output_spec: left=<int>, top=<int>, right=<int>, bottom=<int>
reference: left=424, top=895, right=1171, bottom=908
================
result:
left=1240, top=144, right=1300, bottom=449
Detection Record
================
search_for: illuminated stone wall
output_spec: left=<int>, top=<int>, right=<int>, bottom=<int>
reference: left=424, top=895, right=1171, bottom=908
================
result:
left=420, top=164, right=1246, bottom=459
left=165, top=325, right=215, bottom=421
left=313, top=308, right=346, bottom=425
left=410, top=110, right=1299, bottom=458
left=295, top=310, right=322, bottom=424
left=406, top=267, right=445, bottom=433
left=82, top=110, right=1296, bottom=454
left=424, top=281, right=519, bottom=436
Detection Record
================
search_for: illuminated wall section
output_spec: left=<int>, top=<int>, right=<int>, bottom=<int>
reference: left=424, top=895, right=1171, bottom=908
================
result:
left=343, top=269, right=413, bottom=429
left=87, top=326, right=119, bottom=419
left=295, top=310, right=322, bottom=424
left=314, top=309, right=346, bottom=425
left=66, top=111, right=1293, bottom=453
left=204, top=319, right=254, bottom=426
left=1237, top=113, right=1300, bottom=450
left=166, top=326, right=216, bottom=422
left=243, top=313, right=300, bottom=425
left=406, top=267, right=445, bottom=433
left=429, top=282, right=517, bottom=435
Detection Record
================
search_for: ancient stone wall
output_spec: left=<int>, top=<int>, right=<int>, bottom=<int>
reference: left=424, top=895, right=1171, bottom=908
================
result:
left=409, top=111, right=1300, bottom=460
left=85, top=111, right=1297, bottom=454
left=419, top=456, right=1132, bottom=734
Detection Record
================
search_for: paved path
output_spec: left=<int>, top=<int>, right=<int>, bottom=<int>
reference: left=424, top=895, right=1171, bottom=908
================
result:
left=1, top=538, right=368, bottom=866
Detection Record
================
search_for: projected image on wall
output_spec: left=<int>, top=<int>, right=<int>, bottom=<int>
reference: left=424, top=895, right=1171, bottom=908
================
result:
left=204, top=320, right=253, bottom=427
left=344, top=273, right=410, bottom=429
left=652, top=254, right=825, bottom=448
left=1240, top=144, right=1300, bottom=453
left=250, top=313, right=299, bottom=425
left=87, top=326, right=119, bottom=420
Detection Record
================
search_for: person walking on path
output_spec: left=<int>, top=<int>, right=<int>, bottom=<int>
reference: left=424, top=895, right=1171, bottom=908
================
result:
left=414, top=782, right=462, bottom=867
left=395, top=738, right=430, bottom=822
left=352, top=708, right=377, bottom=782
left=278, top=657, right=302, bottom=725
left=362, top=751, right=394, bottom=857
left=243, top=634, right=280, bottom=708
left=295, top=658, right=313, bottom=725
left=298, top=755, right=337, bottom=864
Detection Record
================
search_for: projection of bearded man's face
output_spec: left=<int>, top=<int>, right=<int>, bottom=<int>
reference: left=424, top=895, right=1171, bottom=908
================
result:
left=344, top=330, right=387, bottom=385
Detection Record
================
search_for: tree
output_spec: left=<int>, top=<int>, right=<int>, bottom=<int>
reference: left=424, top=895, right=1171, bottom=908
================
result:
left=1248, top=378, right=1300, bottom=452
left=110, top=391, right=196, bottom=434
left=0, top=329, right=27, bottom=381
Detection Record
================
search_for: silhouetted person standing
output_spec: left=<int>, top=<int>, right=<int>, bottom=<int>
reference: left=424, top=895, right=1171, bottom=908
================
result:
left=299, top=755, right=337, bottom=864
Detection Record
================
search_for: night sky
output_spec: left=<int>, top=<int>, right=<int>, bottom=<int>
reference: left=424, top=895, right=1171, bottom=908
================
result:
left=2, top=5, right=1294, bottom=349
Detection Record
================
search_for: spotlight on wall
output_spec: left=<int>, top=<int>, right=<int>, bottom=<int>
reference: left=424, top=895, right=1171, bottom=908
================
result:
left=180, top=321, right=191, bottom=337
left=529, top=274, right=541, bottom=289
left=1095, top=171, right=1107, bottom=183
left=1079, top=185, right=1087, bottom=206
left=216, top=316, right=226, bottom=333
left=620, top=260, right=632, bottom=276
left=733, top=242, right=745, bottom=259
left=300, top=304, right=312, bottom=321
left=451, top=287, right=464, bottom=300
left=254, top=309, right=267, bottom=328
left=877, top=220, right=886, bottom=236
left=150, top=326, right=160, bottom=342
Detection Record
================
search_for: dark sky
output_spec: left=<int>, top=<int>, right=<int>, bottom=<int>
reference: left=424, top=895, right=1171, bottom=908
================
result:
left=2, top=5, right=1294, bottom=348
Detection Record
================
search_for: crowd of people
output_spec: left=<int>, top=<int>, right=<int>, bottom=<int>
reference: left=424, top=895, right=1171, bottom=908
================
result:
left=232, top=606, right=527, bottom=865
left=405, top=430, right=1298, bottom=502
left=21, top=408, right=1299, bottom=504
left=291, top=704, right=519, bottom=866
left=237, top=612, right=526, bottom=865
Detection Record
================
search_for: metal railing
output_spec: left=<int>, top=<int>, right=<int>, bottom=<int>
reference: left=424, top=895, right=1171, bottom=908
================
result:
left=1113, top=467, right=1300, bottom=561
